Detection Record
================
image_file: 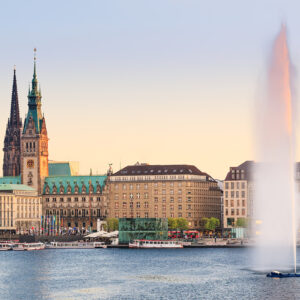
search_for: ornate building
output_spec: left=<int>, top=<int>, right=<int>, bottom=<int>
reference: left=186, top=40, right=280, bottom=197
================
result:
left=3, top=68, right=22, bottom=177
left=20, top=53, right=49, bottom=194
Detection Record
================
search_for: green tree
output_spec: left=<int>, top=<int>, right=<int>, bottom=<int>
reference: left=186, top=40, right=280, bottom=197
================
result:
left=107, top=218, right=119, bottom=232
left=236, top=218, right=248, bottom=228
left=176, top=218, right=189, bottom=230
left=168, top=218, right=178, bottom=230
left=202, top=217, right=220, bottom=232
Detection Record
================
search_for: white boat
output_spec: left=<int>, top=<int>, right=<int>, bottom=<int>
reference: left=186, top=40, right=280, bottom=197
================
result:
left=13, top=242, right=45, bottom=251
left=129, top=240, right=183, bottom=249
left=46, top=241, right=107, bottom=249
left=0, top=242, right=13, bottom=251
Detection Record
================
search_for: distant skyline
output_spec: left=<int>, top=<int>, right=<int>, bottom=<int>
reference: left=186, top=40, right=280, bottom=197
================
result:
left=1, top=0, right=300, bottom=179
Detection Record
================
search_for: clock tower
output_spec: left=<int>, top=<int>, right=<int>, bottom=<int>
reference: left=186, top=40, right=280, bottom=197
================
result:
left=21, top=50, right=48, bottom=194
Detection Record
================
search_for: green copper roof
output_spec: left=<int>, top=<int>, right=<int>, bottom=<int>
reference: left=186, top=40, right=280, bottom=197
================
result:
left=43, top=175, right=107, bottom=194
left=0, top=175, right=21, bottom=184
left=23, top=57, right=43, bottom=134
left=0, top=184, right=35, bottom=192
left=49, top=163, right=71, bottom=176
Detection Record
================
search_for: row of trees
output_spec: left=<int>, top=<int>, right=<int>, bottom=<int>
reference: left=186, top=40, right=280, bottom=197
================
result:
left=104, top=217, right=247, bottom=233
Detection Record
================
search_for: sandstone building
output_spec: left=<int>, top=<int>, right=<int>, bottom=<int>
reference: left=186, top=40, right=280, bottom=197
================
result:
left=107, top=163, right=222, bottom=228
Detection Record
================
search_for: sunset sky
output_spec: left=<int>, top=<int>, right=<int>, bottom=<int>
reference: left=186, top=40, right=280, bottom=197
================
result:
left=1, top=0, right=300, bottom=179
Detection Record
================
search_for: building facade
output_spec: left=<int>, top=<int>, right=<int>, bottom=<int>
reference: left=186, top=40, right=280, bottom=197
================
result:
left=223, top=161, right=254, bottom=229
left=0, top=184, right=42, bottom=234
left=107, top=163, right=222, bottom=229
left=3, top=68, right=22, bottom=177
left=42, top=175, right=108, bottom=231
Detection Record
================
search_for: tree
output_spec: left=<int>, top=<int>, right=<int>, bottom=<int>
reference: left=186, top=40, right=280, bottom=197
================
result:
left=176, top=218, right=189, bottom=230
left=107, top=218, right=119, bottom=232
left=236, top=218, right=248, bottom=228
left=202, top=217, right=220, bottom=232
left=168, top=218, right=178, bottom=230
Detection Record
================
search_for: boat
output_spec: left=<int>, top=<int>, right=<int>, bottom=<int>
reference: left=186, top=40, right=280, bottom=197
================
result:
left=45, top=241, right=107, bottom=249
left=129, top=239, right=183, bottom=249
left=13, top=242, right=45, bottom=251
left=267, top=271, right=300, bottom=278
left=0, top=242, right=13, bottom=251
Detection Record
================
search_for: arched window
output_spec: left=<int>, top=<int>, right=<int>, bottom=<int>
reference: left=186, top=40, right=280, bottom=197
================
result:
left=82, top=185, right=86, bottom=194
left=74, top=185, right=79, bottom=194
left=52, top=185, right=57, bottom=194
left=59, top=185, right=64, bottom=194
left=67, top=185, right=72, bottom=194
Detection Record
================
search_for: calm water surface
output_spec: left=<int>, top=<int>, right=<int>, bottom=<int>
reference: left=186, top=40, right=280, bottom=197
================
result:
left=1, top=247, right=300, bottom=299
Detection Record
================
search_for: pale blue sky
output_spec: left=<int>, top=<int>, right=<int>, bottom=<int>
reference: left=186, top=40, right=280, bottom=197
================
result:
left=0, top=0, right=300, bottom=179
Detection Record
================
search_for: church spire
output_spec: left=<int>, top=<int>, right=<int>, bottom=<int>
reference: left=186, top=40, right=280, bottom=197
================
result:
left=10, top=66, right=21, bottom=127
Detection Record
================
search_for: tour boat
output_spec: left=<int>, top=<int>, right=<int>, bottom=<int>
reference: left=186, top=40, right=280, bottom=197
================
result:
left=0, top=242, right=13, bottom=251
left=46, top=241, right=107, bottom=249
left=13, top=242, right=45, bottom=251
left=267, top=271, right=300, bottom=278
left=129, top=240, right=183, bottom=249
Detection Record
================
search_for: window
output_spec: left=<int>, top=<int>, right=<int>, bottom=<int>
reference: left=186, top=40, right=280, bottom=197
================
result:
left=154, top=197, right=158, bottom=202
left=236, top=182, right=240, bottom=189
left=242, top=191, right=245, bottom=198
left=236, top=209, right=239, bottom=215
left=122, top=193, right=126, bottom=200
left=242, top=209, right=246, bottom=215
left=225, top=209, right=228, bottom=216
left=170, top=205, right=174, bottom=211
left=231, top=191, right=234, bottom=198
left=137, top=193, right=140, bottom=199
left=60, top=197, right=64, bottom=202
left=187, top=204, right=191, bottom=210
left=162, top=189, right=166, bottom=194
left=136, top=202, right=140, bottom=208
left=178, top=189, right=182, bottom=195
left=52, top=198, right=56, bottom=202
left=154, top=183, right=158, bottom=188
left=242, top=182, right=245, bottom=189
left=178, top=197, right=182, bottom=203
left=225, top=182, right=229, bottom=189
left=155, top=205, right=158, bottom=211
left=129, top=193, right=133, bottom=200
left=230, top=200, right=234, bottom=207
left=67, top=197, right=71, bottom=202
left=162, top=205, right=166, bottom=211
left=225, top=191, right=228, bottom=198
left=231, top=209, right=234, bottom=215
left=115, top=202, right=119, bottom=209
left=145, top=212, right=149, bottom=218
left=231, top=182, right=234, bottom=189
left=97, top=197, right=101, bottom=202
left=122, top=202, right=127, bottom=209
left=170, top=189, right=174, bottom=195
left=236, top=191, right=239, bottom=198
left=237, top=200, right=240, bottom=206
left=178, top=213, right=182, bottom=217
left=123, top=184, right=126, bottom=190
left=178, top=205, right=182, bottom=210
left=82, top=197, right=86, bottom=202
left=170, top=197, right=174, bottom=202
left=154, top=189, right=158, bottom=195
left=144, top=202, right=149, bottom=208
left=144, top=184, right=148, bottom=190
left=130, top=184, right=133, bottom=190
left=242, top=200, right=245, bottom=207
left=144, top=193, right=148, bottom=199
left=46, top=198, right=49, bottom=203
left=130, top=202, right=133, bottom=208
left=136, top=184, right=140, bottom=190
left=114, top=194, right=119, bottom=200
left=225, top=200, right=228, bottom=207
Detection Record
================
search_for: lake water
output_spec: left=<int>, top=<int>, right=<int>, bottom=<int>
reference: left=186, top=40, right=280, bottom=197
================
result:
left=1, top=247, right=300, bottom=299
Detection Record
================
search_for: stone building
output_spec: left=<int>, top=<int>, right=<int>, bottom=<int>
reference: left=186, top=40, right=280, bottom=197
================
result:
left=3, top=68, right=22, bottom=177
left=107, top=163, right=222, bottom=229
left=42, top=173, right=108, bottom=231
left=0, top=184, right=42, bottom=234
left=223, top=161, right=254, bottom=229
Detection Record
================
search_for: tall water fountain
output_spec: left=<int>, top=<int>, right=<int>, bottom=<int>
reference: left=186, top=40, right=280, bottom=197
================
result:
left=254, top=25, right=297, bottom=272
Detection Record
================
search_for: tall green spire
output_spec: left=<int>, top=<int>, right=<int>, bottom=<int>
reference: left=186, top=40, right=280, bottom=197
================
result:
left=23, top=48, right=43, bottom=134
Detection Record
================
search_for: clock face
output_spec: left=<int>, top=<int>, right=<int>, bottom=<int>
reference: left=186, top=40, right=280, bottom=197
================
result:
left=27, top=159, right=34, bottom=168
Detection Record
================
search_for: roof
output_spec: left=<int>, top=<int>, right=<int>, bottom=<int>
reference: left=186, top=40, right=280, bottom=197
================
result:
left=224, top=161, right=254, bottom=181
left=112, top=164, right=209, bottom=177
left=43, top=175, right=107, bottom=194
left=0, top=175, right=21, bottom=184
left=0, top=184, right=35, bottom=192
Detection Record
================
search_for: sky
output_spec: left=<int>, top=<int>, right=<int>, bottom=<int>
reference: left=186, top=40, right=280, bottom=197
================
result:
left=1, top=0, right=300, bottom=179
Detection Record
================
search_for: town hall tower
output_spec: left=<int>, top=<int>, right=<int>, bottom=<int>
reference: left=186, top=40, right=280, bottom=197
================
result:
left=21, top=50, right=49, bottom=193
